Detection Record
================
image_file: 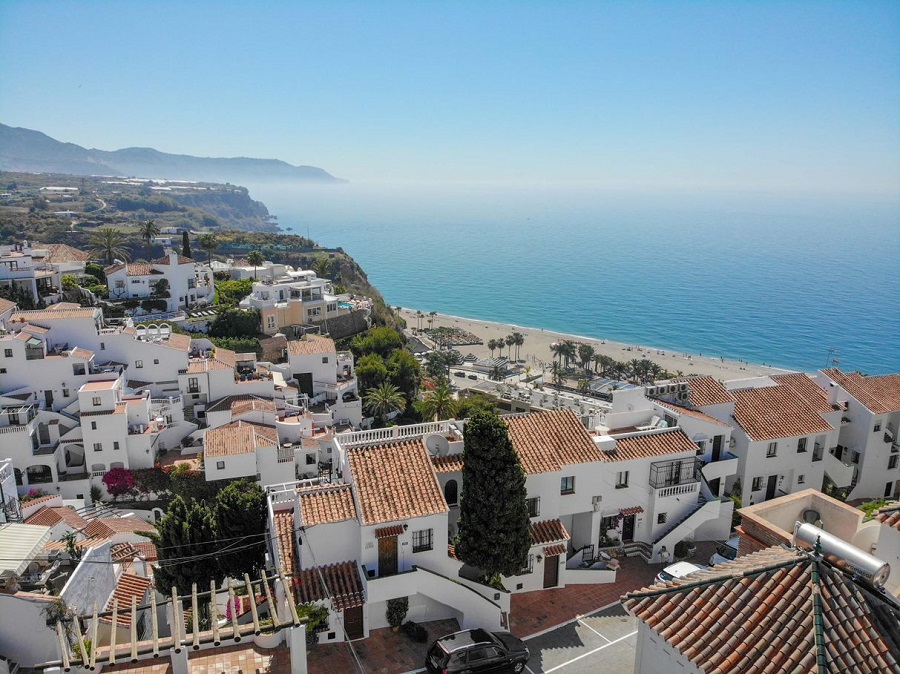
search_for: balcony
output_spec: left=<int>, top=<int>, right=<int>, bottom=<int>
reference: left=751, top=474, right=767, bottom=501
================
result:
left=649, top=457, right=701, bottom=491
left=824, top=448, right=854, bottom=488
left=699, top=452, right=739, bottom=483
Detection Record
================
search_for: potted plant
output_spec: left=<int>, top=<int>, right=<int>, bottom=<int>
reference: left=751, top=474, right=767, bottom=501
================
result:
left=386, top=597, right=408, bottom=633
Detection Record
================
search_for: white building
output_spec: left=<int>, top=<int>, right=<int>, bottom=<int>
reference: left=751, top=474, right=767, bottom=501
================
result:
left=0, top=243, right=63, bottom=305
left=815, top=368, right=900, bottom=500
left=105, top=250, right=213, bottom=314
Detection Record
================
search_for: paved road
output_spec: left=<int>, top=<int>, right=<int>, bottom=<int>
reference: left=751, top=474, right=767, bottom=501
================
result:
left=523, top=604, right=637, bottom=674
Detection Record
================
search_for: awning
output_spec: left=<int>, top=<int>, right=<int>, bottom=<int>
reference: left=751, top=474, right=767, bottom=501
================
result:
left=543, top=544, right=567, bottom=557
left=620, top=506, right=644, bottom=516
left=375, top=525, right=404, bottom=539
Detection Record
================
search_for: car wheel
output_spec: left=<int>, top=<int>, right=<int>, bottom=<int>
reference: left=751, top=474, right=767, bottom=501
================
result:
left=513, top=662, right=525, bottom=673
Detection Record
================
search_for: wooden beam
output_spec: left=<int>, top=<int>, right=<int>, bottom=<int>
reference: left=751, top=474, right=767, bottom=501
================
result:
left=74, top=607, right=90, bottom=670
left=227, top=579, right=240, bottom=641
left=171, top=587, right=182, bottom=653
left=262, top=573, right=281, bottom=627
left=90, top=602, right=99, bottom=670
left=109, top=598, right=118, bottom=665
left=151, top=591, right=160, bottom=658
left=191, top=582, right=200, bottom=650
left=245, top=573, right=261, bottom=635
left=210, top=580, right=221, bottom=645
left=130, top=596, right=138, bottom=663
left=55, top=620, right=70, bottom=672
left=279, top=568, right=301, bottom=627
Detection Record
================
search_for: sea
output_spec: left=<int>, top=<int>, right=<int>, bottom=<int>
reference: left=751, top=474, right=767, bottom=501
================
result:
left=244, top=183, right=900, bottom=375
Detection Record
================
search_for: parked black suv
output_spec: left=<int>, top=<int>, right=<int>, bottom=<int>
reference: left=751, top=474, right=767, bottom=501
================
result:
left=425, top=628, right=530, bottom=673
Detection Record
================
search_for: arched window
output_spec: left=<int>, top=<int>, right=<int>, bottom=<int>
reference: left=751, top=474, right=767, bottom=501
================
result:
left=26, top=465, right=53, bottom=484
left=444, top=479, right=458, bottom=506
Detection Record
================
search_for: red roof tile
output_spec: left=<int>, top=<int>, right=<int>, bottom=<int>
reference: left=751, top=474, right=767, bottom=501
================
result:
left=624, top=546, right=900, bottom=674
left=543, top=544, right=567, bottom=557
left=374, top=524, right=405, bottom=539
left=82, top=516, right=155, bottom=539
left=347, top=440, right=447, bottom=526
left=878, top=506, right=900, bottom=532
left=431, top=455, right=464, bottom=473
left=273, top=510, right=295, bottom=579
left=286, top=335, right=336, bottom=357
left=504, top=410, right=603, bottom=474
left=298, top=485, right=357, bottom=527
left=653, top=399, right=732, bottom=427
left=294, top=561, right=364, bottom=611
left=103, top=574, right=153, bottom=626
left=25, top=506, right=88, bottom=529
left=604, top=428, right=698, bottom=461
left=620, top=506, right=644, bottom=516
left=204, top=421, right=277, bottom=457
left=771, top=372, right=835, bottom=414
left=685, top=376, right=734, bottom=407
left=732, top=385, right=833, bottom=441
left=530, top=519, right=570, bottom=545
left=824, top=368, right=900, bottom=415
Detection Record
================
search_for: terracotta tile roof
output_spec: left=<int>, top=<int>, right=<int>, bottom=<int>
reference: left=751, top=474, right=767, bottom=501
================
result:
left=543, top=544, right=567, bottom=557
left=824, top=368, right=900, bottom=415
left=620, top=506, right=644, bottom=516
left=0, top=298, right=16, bottom=313
left=25, top=506, right=88, bottom=529
left=10, top=308, right=98, bottom=322
left=102, top=573, right=153, bottom=626
left=212, top=347, right=237, bottom=368
left=21, top=323, right=50, bottom=335
left=771, top=373, right=835, bottom=414
left=504, top=409, right=604, bottom=474
left=286, top=335, right=336, bottom=357
left=151, top=254, right=194, bottom=265
left=347, top=440, right=448, bottom=525
left=374, top=525, right=405, bottom=539
left=431, top=454, right=464, bottom=473
left=732, top=385, right=833, bottom=442
left=653, top=400, right=732, bottom=427
left=273, top=510, right=295, bottom=578
left=624, top=546, right=900, bottom=674
left=40, top=243, right=91, bottom=263
left=878, top=506, right=900, bottom=532
left=298, top=485, right=357, bottom=526
left=48, top=302, right=83, bottom=311
left=104, top=263, right=126, bottom=275
left=110, top=541, right=159, bottom=562
left=129, top=263, right=164, bottom=276
left=604, top=428, right=698, bottom=462
left=82, top=516, right=156, bottom=539
left=44, top=535, right=108, bottom=552
left=294, top=561, right=364, bottom=610
left=21, top=494, right=60, bottom=509
left=530, top=519, right=570, bottom=545
left=204, top=421, right=277, bottom=458
left=685, top=376, right=734, bottom=407
left=207, top=394, right=277, bottom=416
left=70, top=346, right=94, bottom=360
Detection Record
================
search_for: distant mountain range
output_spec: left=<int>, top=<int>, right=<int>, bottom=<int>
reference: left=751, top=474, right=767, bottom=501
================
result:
left=0, top=123, right=344, bottom=184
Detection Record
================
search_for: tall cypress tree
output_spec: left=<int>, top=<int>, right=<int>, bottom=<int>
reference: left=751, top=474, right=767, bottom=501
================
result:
left=215, top=480, right=267, bottom=578
left=456, top=410, right=531, bottom=580
left=150, top=496, right=222, bottom=594
left=181, top=231, right=192, bottom=259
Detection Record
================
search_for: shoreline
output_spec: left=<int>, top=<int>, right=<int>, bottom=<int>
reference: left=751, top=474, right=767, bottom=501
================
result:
left=398, top=308, right=796, bottom=382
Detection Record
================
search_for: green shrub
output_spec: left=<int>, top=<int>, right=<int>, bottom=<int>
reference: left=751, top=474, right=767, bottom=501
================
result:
left=386, top=597, right=408, bottom=629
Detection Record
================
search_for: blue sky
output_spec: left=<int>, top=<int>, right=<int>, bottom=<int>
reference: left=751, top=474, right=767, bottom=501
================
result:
left=1, top=1, right=899, bottom=194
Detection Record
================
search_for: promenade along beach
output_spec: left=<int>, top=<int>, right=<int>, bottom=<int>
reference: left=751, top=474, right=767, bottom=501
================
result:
left=399, top=308, right=793, bottom=381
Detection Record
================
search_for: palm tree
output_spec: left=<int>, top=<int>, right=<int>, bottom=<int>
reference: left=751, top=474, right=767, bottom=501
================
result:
left=139, top=219, right=160, bottom=261
left=199, top=233, right=218, bottom=265
left=578, top=344, right=595, bottom=372
left=312, top=256, right=332, bottom=279
left=428, top=311, right=437, bottom=331
left=505, top=335, right=516, bottom=361
left=551, top=362, right=566, bottom=390
left=487, top=338, right=499, bottom=357
left=89, top=227, right=131, bottom=265
left=364, top=383, right=406, bottom=424
left=246, top=250, right=264, bottom=280
left=550, top=342, right=563, bottom=364
left=419, top=380, right=456, bottom=421
left=629, top=358, right=642, bottom=383
left=416, top=310, right=424, bottom=331
left=559, top=341, right=577, bottom=369
left=512, top=332, right=525, bottom=362
left=592, top=353, right=603, bottom=373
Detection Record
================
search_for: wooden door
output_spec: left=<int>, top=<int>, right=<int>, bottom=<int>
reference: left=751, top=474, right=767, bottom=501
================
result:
left=712, top=435, right=723, bottom=461
left=766, top=475, right=777, bottom=500
left=344, top=605, right=364, bottom=640
left=622, top=514, right=635, bottom=541
left=378, top=536, right=398, bottom=577
left=543, top=555, right=559, bottom=588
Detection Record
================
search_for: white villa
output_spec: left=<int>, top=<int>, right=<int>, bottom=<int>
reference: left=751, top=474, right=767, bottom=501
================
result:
left=104, top=250, right=214, bottom=314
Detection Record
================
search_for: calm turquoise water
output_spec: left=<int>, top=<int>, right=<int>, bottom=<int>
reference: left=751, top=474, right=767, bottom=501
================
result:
left=246, top=183, right=900, bottom=375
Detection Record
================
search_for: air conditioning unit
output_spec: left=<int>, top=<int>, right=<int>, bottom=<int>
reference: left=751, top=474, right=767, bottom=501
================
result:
left=646, top=386, right=657, bottom=396
left=679, top=383, right=688, bottom=392
left=677, top=391, right=689, bottom=402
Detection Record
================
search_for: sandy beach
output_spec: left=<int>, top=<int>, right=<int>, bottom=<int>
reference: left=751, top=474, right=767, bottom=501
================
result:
left=399, top=308, right=794, bottom=382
